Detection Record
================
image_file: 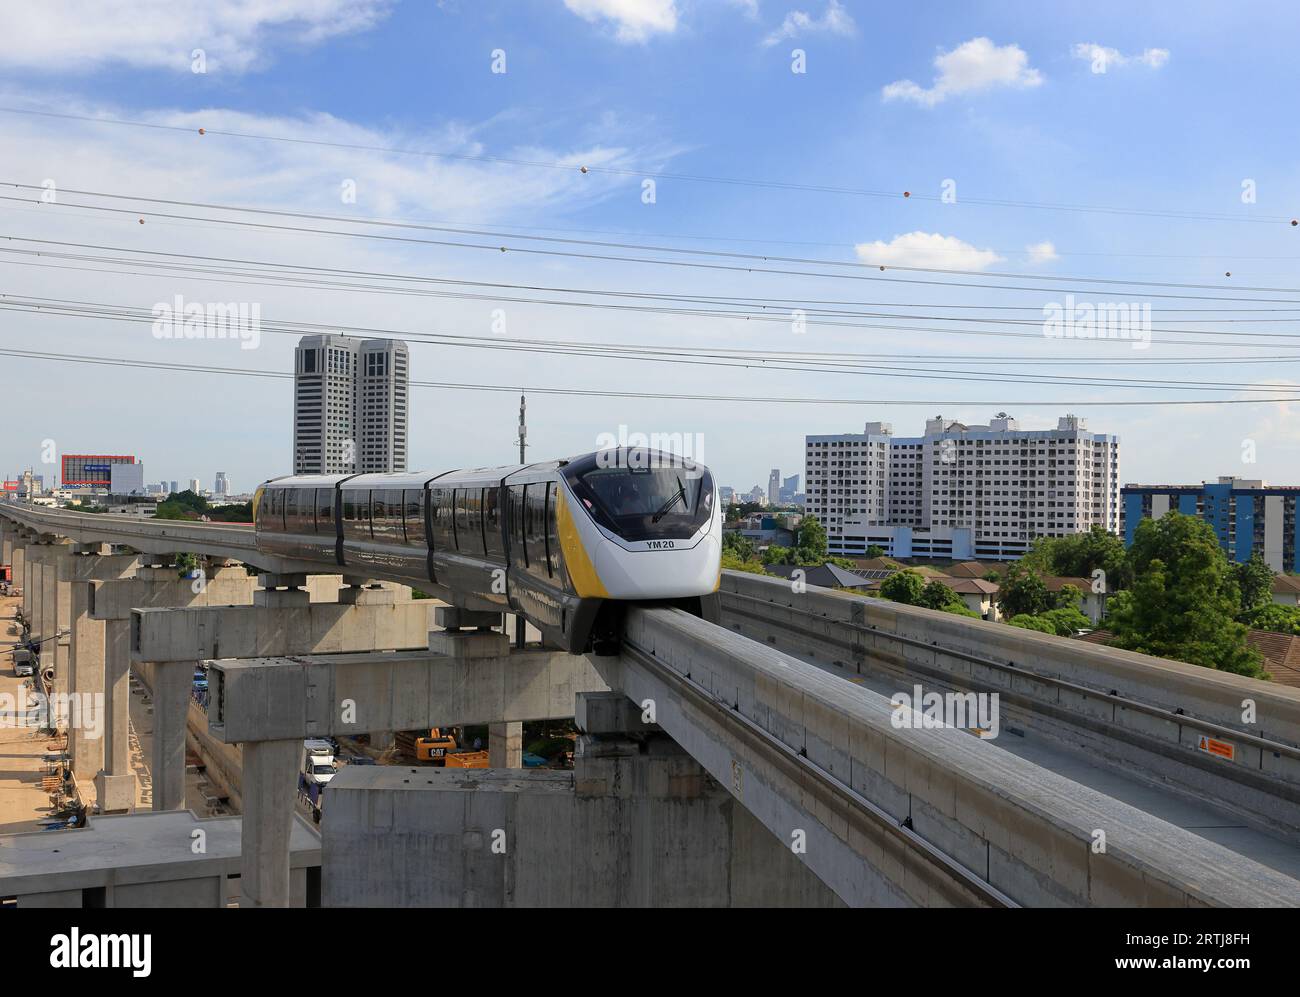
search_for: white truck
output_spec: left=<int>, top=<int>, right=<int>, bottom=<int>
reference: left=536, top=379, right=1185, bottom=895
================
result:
left=300, top=739, right=337, bottom=787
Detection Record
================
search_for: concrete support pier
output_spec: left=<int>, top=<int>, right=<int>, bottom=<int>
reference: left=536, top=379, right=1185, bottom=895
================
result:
left=239, top=738, right=300, bottom=908
left=95, top=618, right=135, bottom=811
left=150, top=659, right=196, bottom=812
left=489, top=721, right=523, bottom=768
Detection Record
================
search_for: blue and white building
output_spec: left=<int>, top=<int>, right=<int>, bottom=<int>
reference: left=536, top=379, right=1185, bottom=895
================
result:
left=1122, top=477, right=1300, bottom=570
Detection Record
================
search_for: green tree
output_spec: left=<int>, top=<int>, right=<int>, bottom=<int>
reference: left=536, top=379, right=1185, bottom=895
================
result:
left=919, top=579, right=959, bottom=611
left=1038, top=605, right=1091, bottom=636
left=155, top=489, right=210, bottom=520
left=865, top=545, right=886, bottom=559
left=880, top=569, right=926, bottom=606
left=1054, top=583, right=1082, bottom=611
left=722, top=551, right=769, bottom=575
left=722, top=531, right=756, bottom=561
left=1247, top=603, right=1300, bottom=635
left=793, top=516, right=828, bottom=564
left=761, top=545, right=792, bottom=566
left=1109, top=514, right=1264, bottom=677
left=1006, top=614, right=1057, bottom=634
left=997, top=562, right=1051, bottom=618
left=1026, top=525, right=1130, bottom=589
left=1234, top=552, right=1275, bottom=619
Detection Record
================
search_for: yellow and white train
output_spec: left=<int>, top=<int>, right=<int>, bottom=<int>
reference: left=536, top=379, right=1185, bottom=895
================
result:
left=253, top=448, right=722, bottom=653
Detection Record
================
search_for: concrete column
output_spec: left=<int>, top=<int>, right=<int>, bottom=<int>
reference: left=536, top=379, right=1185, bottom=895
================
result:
left=240, top=738, right=300, bottom=908
left=94, top=618, right=134, bottom=811
left=52, top=548, right=72, bottom=693
left=151, top=659, right=195, bottom=811
left=21, top=542, right=36, bottom=624
left=489, top=721, right=523, bottom=768
left=39, top=550, right=58, bottom=686
left=11, top=538, right=26, bottom=599
left=68, top=580, right=106, bottom=784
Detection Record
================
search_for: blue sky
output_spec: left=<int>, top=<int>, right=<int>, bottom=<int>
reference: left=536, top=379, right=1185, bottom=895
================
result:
left=1, top=0, right=1298, bottom=495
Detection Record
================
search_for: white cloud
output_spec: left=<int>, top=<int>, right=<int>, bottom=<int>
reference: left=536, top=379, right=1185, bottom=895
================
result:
left=1072, top=43, right=1170, bottom=72
left=0, top=89, right=699, bottom=493
left=0, top=0, right=393, bottom=73
left=761, top=0, right=855, bottom=47
left=882, top=37, right=1043, bottom=107
left=1026, top=241, right=1058, bottom=264
left=854, top=232, right=1004, bottom=271
left=562, top=0, right=678, bottom=42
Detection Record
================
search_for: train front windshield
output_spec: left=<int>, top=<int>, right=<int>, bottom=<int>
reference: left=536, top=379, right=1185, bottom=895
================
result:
left=567, top=457, right=714, bottom=542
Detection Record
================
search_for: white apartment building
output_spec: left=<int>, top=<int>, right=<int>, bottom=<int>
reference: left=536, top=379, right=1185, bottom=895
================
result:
left=294, top=334, right=409, bottom=474
left=806, top=414, right=1120, bottom=561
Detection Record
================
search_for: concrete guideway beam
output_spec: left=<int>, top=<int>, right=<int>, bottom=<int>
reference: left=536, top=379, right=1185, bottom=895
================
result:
left=718, top=571, right=1300, bottom=837
left=92, top=565, right=259, bottom=622
left=600, top=606, right=1300, bottom=908
left=207, top=648, right=607, bottom=743
left=131, top=600, right=435, bottom=664
left=721, top=571, right=1300, bottom=752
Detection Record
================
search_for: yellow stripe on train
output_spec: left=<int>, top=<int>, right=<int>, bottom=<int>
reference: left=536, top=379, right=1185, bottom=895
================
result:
left=555, top=487, right=610, bottom=599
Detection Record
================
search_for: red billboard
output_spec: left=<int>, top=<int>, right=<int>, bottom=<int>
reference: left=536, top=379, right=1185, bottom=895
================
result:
left=2, top=481, right=17, bottom=491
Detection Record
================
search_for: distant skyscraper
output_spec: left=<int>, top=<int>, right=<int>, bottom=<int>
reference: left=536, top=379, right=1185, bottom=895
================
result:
left=188, top=478, right=202, bottom=494
left=294, top=334, right=408, bottom=474
left=214, top=471, right=228, bottom=496
left=768, top=469, right=781, bottom=505
left=169, top=480, right=178, bottom=495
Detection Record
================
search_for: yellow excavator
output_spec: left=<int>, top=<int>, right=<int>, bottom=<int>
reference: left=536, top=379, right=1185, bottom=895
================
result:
left=404, top=727, right=489, bottom=768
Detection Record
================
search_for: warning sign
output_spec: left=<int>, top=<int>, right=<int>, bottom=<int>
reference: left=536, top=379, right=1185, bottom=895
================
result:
left=1197, top=735, right=1235, bottom=761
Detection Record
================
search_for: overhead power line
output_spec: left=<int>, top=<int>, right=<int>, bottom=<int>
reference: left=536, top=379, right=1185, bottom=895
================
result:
left=2, top=345, right=1298, bottom=407
left=4, top=182, right=1300, bottom=295
left=3, top=292, right=1299, bottom=394
left=1, top=107, right=1295, bottom=225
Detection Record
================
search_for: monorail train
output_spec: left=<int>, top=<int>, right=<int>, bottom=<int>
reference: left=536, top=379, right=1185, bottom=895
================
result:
left=253, top=448, right=722, bottom=653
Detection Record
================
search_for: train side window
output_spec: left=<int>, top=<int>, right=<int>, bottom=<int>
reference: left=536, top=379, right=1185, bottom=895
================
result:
left=453, top=488, right=467, bottom=552
left=287, top=488, right=314, bottom=534
left=545, top=481, right=560, bottom=578
left=372, top=488, right=403, bottom=543
left=431, top=488, right=453, bottom=551
left=342, top=489, right=371, bottom=541
left=507, top=485, right=528, bottom=571
left=454, top=487, right=483, bottom=554
left=404, top=489, right=425, bottom=546
left=525, top=484, right=548, bottom=578
left=316, top=488, right=335, bottom=534
left=271, top=488, right=286, bottom=531
left=371, top=490, right=388, bottom=542
left=484, top=487, right=503, bottom=562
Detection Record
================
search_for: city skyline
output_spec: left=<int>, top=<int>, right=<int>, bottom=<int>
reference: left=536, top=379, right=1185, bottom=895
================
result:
left=0, top=3, right=1297, bottom=494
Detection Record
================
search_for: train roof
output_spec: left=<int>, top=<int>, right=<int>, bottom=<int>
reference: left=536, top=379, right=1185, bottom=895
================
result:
left=261, top=450, right=706, bottom=491
left=262, top=474, right=353, bottom=488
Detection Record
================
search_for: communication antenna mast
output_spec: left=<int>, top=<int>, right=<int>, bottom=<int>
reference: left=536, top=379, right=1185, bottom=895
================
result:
left=517, top=393, right=527, bottom=464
